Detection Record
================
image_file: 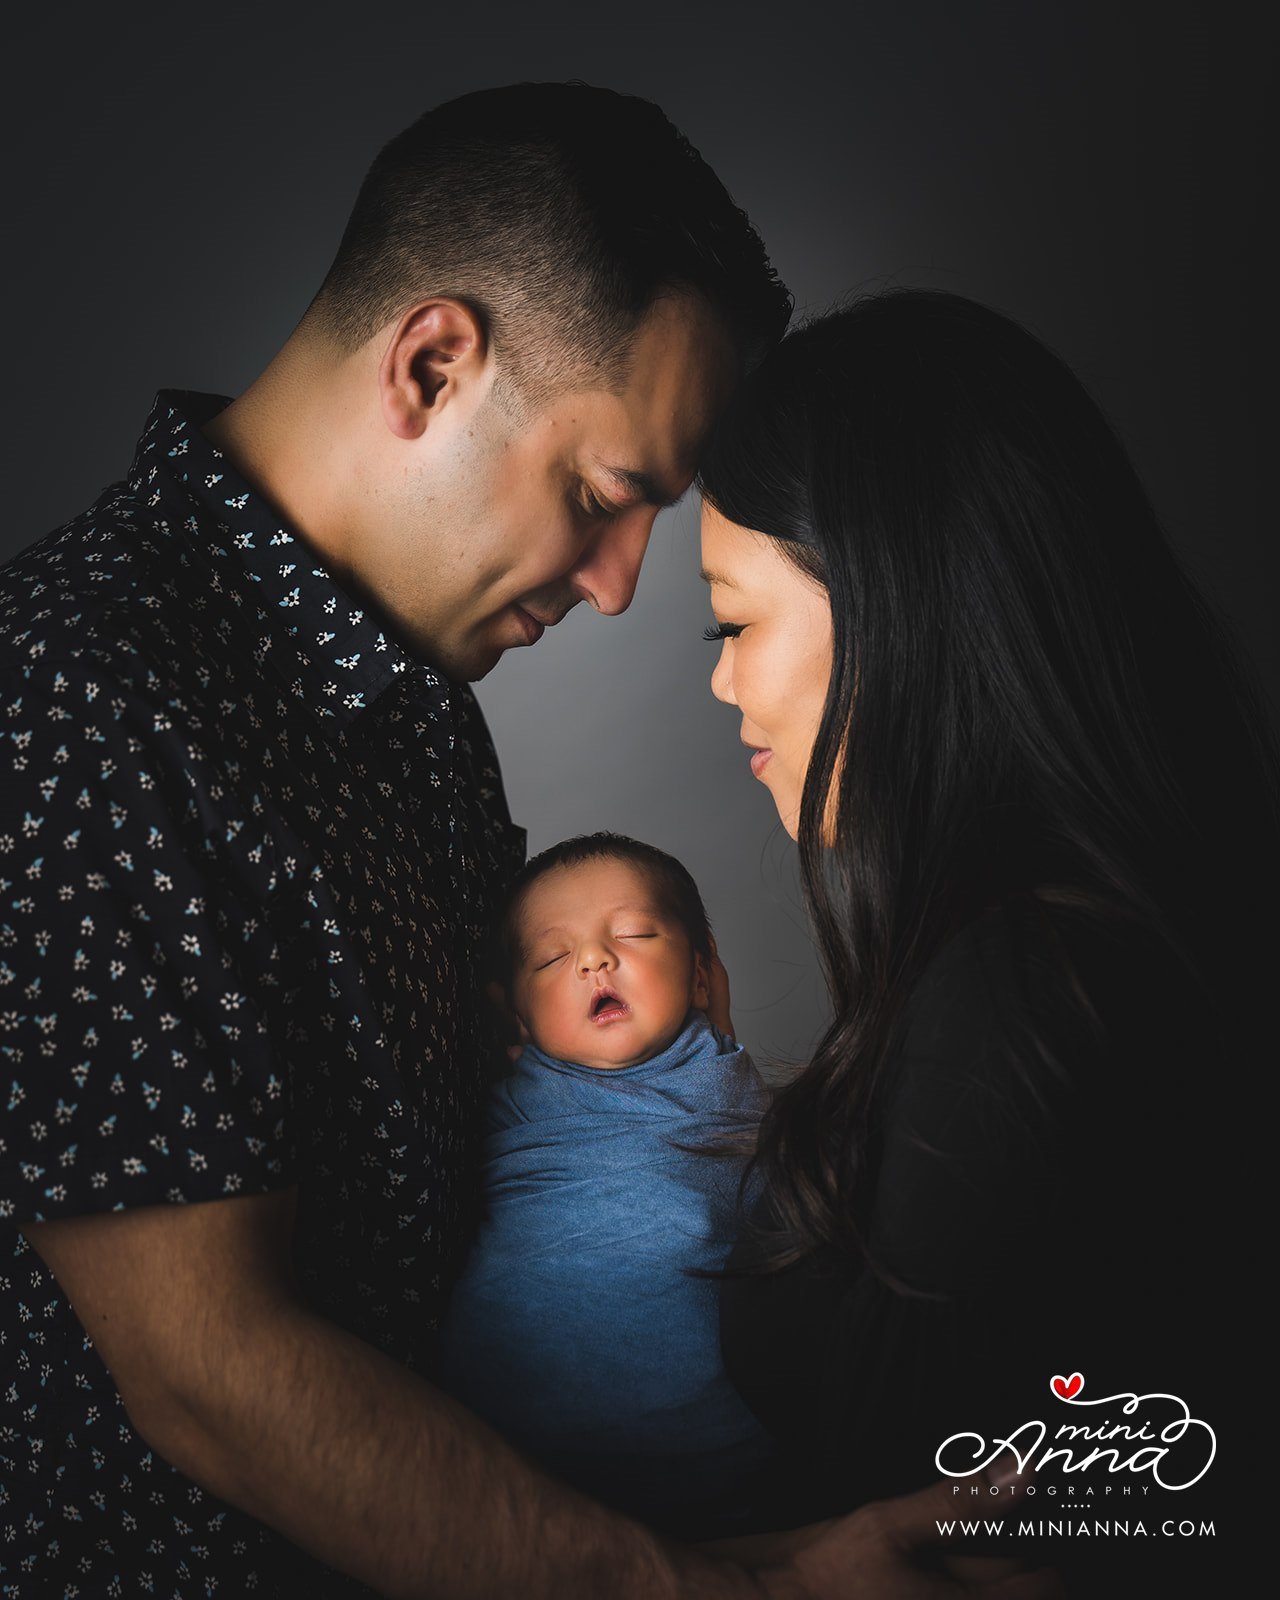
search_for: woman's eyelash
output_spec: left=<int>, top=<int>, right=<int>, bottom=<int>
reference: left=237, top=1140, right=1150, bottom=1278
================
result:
left=703, top=622, right=744, bottom=642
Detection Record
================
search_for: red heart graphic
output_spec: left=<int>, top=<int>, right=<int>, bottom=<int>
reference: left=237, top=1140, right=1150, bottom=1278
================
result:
left=1051, top=1372, right=1084, bottom=1400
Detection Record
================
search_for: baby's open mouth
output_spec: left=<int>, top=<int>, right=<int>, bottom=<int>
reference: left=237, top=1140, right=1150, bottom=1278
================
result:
left=589, top=987, right=630, bottom=1023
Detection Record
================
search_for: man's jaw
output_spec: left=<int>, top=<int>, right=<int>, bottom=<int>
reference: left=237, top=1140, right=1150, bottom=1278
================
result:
left=465, top=593, right=577, bottom=677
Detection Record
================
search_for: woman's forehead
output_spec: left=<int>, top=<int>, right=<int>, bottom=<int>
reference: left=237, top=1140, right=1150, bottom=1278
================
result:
left=699, top=504, right=780, bottom=584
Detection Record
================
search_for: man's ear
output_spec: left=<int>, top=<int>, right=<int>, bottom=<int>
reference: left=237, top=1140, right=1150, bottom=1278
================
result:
left=692, top=951, right=711, bottom=1011
left=378, top=298, right=489, bottom=441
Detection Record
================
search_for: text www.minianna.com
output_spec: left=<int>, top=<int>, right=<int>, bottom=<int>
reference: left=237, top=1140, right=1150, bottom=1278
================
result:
left=936, top=1520, right=1216, bottom=1538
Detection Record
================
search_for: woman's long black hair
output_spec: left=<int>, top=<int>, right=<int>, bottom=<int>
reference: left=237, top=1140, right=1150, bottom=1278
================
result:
left=698, top=288, right=1278, bottom=1269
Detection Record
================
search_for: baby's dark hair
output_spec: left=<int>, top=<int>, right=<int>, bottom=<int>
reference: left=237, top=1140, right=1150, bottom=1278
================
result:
left=495, top=832, right=713, bottom=986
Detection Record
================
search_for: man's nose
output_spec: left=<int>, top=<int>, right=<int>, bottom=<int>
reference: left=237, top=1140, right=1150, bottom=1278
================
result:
left=710, top=642, right=736, bottom=706
left=570, top=508, right=656, bottom=616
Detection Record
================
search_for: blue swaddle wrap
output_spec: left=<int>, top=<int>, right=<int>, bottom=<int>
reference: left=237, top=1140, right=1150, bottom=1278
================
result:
left=439, top=1009, right=775, bottom=1533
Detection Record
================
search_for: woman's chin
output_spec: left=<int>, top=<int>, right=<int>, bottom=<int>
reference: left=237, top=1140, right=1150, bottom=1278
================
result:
left=773, top=799, right=801, bottom=843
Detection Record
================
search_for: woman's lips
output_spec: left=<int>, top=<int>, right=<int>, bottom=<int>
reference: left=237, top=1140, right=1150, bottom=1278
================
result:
left=750, top=748, right=773, bottom=778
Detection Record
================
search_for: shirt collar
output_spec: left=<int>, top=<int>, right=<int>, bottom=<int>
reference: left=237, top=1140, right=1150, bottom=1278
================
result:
left=126, top=388, right=448, bottom=725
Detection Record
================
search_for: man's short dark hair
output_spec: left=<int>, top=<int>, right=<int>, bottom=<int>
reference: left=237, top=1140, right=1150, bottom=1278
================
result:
left=308, top=81, right=791, bottom=397
left=497, top=831, right=714, bottom=986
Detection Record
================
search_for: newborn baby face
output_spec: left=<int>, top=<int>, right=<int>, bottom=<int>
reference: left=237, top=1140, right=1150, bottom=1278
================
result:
left=510, top=857, right=711, bottom=1070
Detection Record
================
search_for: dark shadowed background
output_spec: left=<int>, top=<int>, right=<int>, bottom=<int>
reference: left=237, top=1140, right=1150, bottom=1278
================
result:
left=5, top=0, right=1272, bottom=1062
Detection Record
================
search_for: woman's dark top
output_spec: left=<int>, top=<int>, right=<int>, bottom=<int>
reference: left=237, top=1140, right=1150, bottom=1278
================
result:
left=720, top=903, right=1243, bottom=1594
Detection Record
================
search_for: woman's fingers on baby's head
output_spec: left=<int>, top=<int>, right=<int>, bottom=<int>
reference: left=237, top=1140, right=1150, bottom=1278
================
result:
left=707, top=945, right=732, bottom=1012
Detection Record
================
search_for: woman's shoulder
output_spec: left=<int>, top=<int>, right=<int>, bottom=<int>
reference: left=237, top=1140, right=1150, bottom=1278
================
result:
left=861, top=897, right=1224, bottom=1298
left=898, top=894, right=1209, bottom=1067
left=879, top=896, right=1221, bottom=1188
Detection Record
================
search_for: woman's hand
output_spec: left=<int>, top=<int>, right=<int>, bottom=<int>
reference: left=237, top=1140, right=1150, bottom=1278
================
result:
left=706, top=934, right=736, bottom=1039
left=723, top=1477, right=1063, bottom=1600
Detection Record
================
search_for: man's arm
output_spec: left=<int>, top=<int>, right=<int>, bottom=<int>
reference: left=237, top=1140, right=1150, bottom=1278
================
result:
left=24, top=1187, right=751, bottom=1600
left=25, top=1192, right=1065, bottom=1600
left=25, top=1196, right=1068, bottom=1600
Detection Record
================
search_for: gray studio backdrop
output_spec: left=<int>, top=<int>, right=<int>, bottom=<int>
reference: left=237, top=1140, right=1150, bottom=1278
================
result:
left=5, top=1, right=1271, bottom=1065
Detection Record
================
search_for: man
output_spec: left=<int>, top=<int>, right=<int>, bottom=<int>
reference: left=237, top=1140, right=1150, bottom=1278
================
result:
left=0, top=83, right=1054, bottom=1599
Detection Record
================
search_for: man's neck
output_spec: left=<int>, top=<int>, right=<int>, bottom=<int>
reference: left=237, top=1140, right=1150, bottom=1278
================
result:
left=201, top=337, right=361, bottom=584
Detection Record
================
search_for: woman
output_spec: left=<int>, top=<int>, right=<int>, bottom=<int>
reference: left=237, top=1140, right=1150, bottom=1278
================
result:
left=697, top=290, right=1275, bottom=1592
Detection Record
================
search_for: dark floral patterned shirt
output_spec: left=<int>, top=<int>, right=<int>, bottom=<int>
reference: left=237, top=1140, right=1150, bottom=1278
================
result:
left=0, top=392, right=526, bottom=1597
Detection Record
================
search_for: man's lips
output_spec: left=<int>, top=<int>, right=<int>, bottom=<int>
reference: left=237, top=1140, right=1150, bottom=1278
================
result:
left=588, top=986, right=630, bottom=1025
left=513, top=601, right=573, bottom=647
left=513, top=606, right=546, bottom=645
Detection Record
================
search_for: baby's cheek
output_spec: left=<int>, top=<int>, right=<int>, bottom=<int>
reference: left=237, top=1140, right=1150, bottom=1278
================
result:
left=527, top=986, right=582, bottom=1052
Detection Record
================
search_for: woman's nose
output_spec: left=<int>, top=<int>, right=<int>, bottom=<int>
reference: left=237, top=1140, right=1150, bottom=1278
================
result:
left=710, top=642, right=736, bottom=706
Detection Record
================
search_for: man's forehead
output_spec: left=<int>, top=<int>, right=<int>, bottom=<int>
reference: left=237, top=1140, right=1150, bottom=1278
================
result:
left=533, top=387, right=704, bottom=500
left=544, top=297, right=735, bottom=488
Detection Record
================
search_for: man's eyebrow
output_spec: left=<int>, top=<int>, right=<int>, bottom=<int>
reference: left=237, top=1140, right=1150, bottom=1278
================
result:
left=596, top=462, right=684, bottom=511
left=698, top=567, right=739, bottom=589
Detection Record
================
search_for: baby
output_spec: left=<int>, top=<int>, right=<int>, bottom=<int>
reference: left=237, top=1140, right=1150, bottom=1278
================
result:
left=439, top=833, right=775, bottom=1537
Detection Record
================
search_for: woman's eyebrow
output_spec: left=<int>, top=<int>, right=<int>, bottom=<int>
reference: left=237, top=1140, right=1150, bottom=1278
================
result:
left=698, top=566, right=738, bottom=589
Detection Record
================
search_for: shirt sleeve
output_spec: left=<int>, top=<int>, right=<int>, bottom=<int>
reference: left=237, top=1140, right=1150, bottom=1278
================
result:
left=1, top=657, right=292, bottom=1225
